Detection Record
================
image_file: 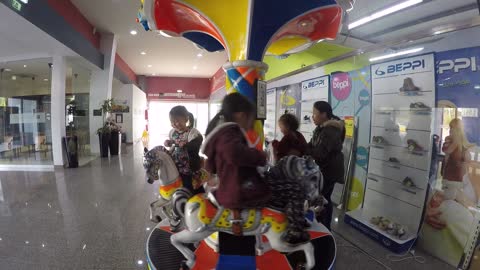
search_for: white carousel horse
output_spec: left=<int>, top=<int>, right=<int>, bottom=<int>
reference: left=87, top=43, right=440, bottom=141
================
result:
left=143, top=146, right=208, bottom=231
left=170, top=156, right=324, bottom=270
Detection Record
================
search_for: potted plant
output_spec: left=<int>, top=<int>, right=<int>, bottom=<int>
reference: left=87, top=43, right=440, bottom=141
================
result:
left=97, top=99, right=114, bottom=158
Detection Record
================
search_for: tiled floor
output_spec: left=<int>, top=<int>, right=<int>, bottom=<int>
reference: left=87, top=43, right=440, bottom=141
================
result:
left=0, top=144, right=456, bottom=270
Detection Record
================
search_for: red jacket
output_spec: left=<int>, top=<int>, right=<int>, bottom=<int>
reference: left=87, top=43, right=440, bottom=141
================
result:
left=202, top=123, right=271, bottom=209
left=272, top=131, right=307, bottom=160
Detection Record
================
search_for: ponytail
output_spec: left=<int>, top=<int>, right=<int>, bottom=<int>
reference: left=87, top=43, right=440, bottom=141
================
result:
left=206, top=110, right=224, bottom=136
left=187, top=112, right=195, bottom=128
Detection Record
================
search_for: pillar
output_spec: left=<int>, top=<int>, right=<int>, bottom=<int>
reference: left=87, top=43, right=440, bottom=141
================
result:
left=51, top=55, right=67, bottom=166
left=89, top=34, right=117, bottom=154
left=223, top=60, right=268, bottom=150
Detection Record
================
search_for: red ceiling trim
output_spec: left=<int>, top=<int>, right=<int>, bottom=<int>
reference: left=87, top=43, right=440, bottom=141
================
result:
left=115, top=54, right=138, bottom=85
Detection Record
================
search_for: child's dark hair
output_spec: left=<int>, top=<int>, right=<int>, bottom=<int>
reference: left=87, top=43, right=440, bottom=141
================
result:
left=170, top=106, right=195, bottom=128
left=206, top=93, right=255, bottom=135
left=279, top=113, right=300, bottom=131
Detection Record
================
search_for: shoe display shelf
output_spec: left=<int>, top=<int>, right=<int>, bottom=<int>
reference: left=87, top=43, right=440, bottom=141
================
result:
left=345, top=53, right=437, bottom=253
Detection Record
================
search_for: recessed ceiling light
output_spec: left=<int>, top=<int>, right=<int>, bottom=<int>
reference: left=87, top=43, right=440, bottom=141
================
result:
left=43, top=79, right=49, bottom=81
left=141, top=51, right=146, bottom=55
left=349, top=0, right=423, bottom=30
left=11, top=76, right=16, bottom=80
left=369, top=47, right=424, bottom=62
left=193, top=66, right=198, bottom=70
left=20, top=0, right=28, bottom=4
left=130, top=30, right=138, bottom=35
left=475, top=85, right=480, bottom=89
left=152, top=73, right=156, bottom=76
left=137, top=260, right=144, bottom=265
left=147, top=65, right=152, bottom=68
left=4, top=68, right=11, bottom=72
left=23, top=65, right=27, bottom=68
left=177, top=89, right=183, bottom=93
left=197, top=53, right=203, bottom=57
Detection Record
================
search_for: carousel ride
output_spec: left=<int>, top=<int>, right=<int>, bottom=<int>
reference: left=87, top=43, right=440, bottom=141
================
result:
left=143, top=145, right=336, bottom=270
left=136, top=0, right=356, bottom=268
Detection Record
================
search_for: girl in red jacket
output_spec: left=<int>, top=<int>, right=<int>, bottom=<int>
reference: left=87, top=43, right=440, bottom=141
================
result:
left=272, top=113, right=308, bottom=161
left=203, top=93, right=309, bottom=245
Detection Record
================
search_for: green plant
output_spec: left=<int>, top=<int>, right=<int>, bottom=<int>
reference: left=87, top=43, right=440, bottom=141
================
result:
left=97, top=124, right=111, bottom=135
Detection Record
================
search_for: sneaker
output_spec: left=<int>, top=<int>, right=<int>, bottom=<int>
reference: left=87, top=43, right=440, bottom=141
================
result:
left=372, top=136, right=387, bottom=144
left=389, top=157, right=400, bottom=163
left=399, top=77, right=420, bottom=92
left=403, top=177, right=415, bottom=188
left=283, top=230, right=310, bottom=246
left=407, top=139, right=423, bottom=152
left=410, top=102, right=430, bottom=110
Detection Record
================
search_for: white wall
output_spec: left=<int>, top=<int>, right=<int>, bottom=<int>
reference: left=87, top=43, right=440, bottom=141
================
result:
left=111, top=83, right=146, bottom=144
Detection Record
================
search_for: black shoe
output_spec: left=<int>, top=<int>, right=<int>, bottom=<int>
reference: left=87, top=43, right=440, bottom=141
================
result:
left=283, top=231, right=310, bottom=246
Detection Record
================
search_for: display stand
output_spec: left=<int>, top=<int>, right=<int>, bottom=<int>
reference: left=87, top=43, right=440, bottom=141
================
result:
left=345, top=53, right=436, bottom=253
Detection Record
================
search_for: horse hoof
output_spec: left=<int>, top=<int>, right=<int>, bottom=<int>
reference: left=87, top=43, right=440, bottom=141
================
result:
left=179, top=260, right=190, bottom=270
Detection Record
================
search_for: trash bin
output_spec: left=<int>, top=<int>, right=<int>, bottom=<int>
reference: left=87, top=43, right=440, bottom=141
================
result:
left=109, top=131, right=121, bottom=156
left=63, top=136, right=78, bottom=168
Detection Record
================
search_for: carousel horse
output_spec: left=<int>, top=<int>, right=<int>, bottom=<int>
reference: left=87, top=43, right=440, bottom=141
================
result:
left=171, top=156, right=324, bottom=270
left=143, top=146, right=208, bottom=231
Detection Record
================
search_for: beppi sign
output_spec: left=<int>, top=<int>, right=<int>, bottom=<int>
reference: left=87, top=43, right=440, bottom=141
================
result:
left=437, top=56, right=478, bottom=74
left=372, top=54, right=434, bottom=79
left=302, top=76, right=329, bottom=90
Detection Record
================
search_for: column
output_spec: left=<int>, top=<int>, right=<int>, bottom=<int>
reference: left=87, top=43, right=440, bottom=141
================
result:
left=51, top=55, right=67, bottom=166
left=89, top=34, right=118, bottom=154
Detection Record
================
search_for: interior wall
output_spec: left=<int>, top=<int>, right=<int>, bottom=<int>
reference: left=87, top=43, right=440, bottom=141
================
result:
left=111, top=81, right=146, bottom=143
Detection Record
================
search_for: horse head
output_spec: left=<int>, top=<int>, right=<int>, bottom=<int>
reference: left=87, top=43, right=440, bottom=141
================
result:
left=143, top=146, right=179, bottom=185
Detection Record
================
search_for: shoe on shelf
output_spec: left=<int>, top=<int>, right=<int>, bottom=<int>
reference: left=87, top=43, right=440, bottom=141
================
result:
left=372, top=136, right=387, bottom=145
left=388, top=157, right=400, bottom=163
left=407, top=139, right=423, bottom=152
left=399, top=77, right=421, bottom=92
left=410, top=102, right=430, bottom=110
left=403, top=177, right=415, bottom=188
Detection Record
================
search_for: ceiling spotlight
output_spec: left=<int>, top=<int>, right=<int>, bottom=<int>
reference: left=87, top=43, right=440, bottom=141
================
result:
left=193, top=66, right=198, bottom=70
left=23, top=65, right=27, bottom=68
left=147, top=65, right=152, bottom=68
left=197, top=53, right=203, bottom=57
left=4, top=68, right=11, bottom=72
left=369, top=47, right=424, bottom=62
left=43, top=79, right=49, bottom=81
left=137, top=260, right=144, bottom=265
left=475, top=85, right=480, bottom=89
left=177, top=89, right=183, bottom=93
left=152, top=73, right=156, bottom=76
left=141, top=51, right=146, bottom=55
left=11, top=76, right=16, bottom=80
left=130, top=30, right=138, bottom=35
left=349, top=0, right=423, bottom=30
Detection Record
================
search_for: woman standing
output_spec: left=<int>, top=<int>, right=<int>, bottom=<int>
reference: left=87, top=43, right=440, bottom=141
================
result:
left=307, top=101, right=345, bottom=229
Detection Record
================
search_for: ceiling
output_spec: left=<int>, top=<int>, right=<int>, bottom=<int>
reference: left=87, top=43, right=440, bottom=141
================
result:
left=0, top=4, right=76, bottom=64
left=70, top=0, right=228, bottom=78
left=69, top=0, right=479, bottom=79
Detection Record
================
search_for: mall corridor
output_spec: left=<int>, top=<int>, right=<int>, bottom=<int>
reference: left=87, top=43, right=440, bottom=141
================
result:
left=0, top=145, right=453, bottom=270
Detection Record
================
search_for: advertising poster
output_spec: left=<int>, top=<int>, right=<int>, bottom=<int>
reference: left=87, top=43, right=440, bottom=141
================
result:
left=300, top=76, right=329, bottom=141
left=418, top=47, right=480, bottom=269
left=331, top=68, right=371, bottom=211
left=276, top=83, right=302, bottom=139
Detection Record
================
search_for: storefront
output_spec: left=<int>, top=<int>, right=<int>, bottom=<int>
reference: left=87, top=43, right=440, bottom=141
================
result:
left=206, top=21, right=480, bottom=269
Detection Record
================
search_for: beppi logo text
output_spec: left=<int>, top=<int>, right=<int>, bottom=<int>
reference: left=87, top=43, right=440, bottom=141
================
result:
left=438, top=57, right=478, bottom=74
left=304, top=79, right=325, bottom=89
left=375, top=59, right=425, bottom=76
left=333, top=80, right=349, bottom=90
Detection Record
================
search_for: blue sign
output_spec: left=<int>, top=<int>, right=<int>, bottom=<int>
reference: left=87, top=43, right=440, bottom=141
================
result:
left=437, top=47, right=480, bottom=146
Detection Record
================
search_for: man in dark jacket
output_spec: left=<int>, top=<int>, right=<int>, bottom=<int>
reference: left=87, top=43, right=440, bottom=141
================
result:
left=307, top=101, right=345, bottom=229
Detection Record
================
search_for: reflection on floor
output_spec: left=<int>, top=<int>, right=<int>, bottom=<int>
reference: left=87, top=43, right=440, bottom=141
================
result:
left=0, top=144, right=456, bottom=270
